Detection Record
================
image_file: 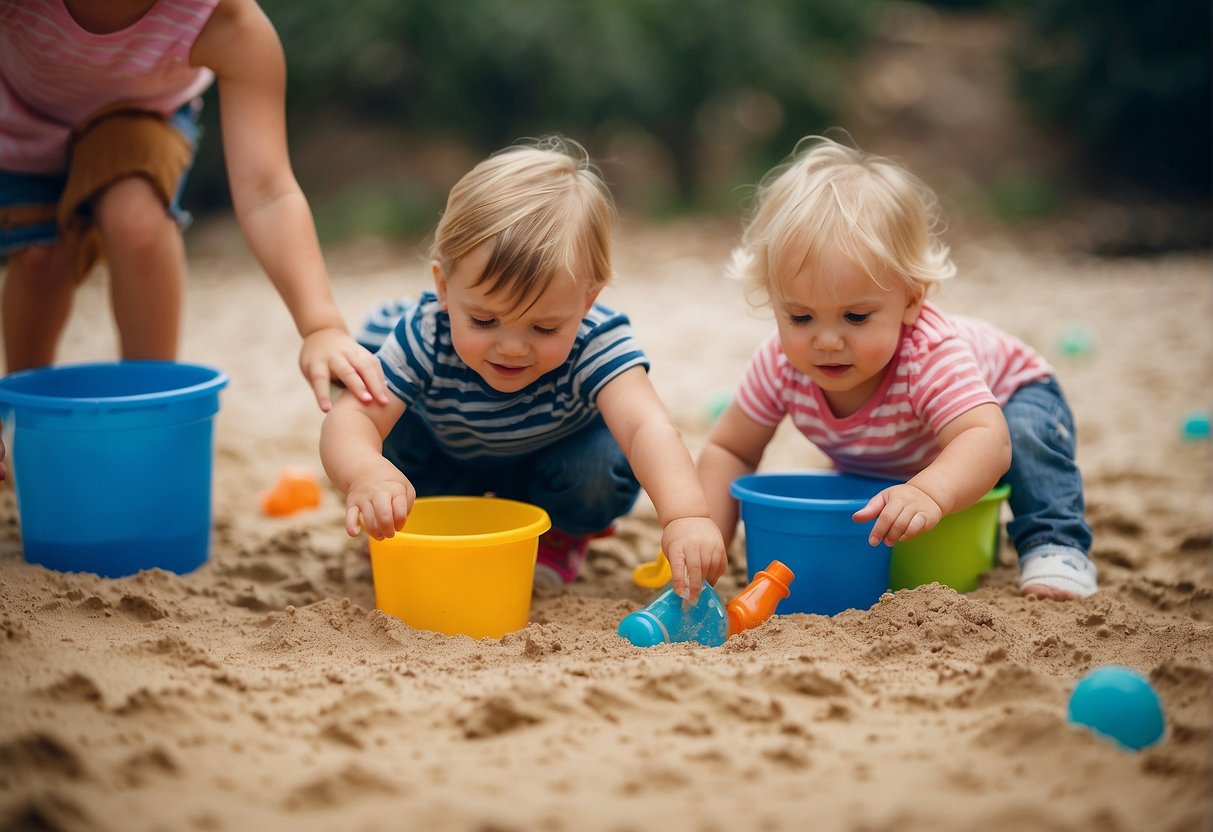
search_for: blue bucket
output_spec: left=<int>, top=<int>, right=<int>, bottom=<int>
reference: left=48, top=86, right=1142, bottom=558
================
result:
left=0, top=361, right=228, bottom=577
left=730, top=471, right=894, bottom=615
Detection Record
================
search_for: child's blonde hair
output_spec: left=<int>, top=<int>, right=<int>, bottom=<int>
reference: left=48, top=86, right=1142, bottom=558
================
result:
left=728, top=135, right=956, bottom=304
left=432, top=137, right=614, bottom=307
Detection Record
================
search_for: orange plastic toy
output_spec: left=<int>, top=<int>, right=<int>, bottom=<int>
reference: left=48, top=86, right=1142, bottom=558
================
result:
left=726, top=560, right=795, bottom=638
left=261, top=466, right=323, bottom=516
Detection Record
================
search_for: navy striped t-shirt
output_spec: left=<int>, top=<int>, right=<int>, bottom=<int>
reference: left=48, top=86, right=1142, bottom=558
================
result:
left=375, top=292, right=649, bottom=463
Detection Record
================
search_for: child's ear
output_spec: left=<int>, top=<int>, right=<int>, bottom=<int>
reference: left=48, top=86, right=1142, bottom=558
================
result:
left=432, top=260, right=448, bottom=310
left=902, top=286, right=926, bottom=325
left=583, top=285, right=602, bottom=315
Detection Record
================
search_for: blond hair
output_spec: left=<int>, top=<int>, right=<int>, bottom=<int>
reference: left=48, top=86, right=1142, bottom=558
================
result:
left=728, top=136, right=956, bottom=304
left=432, top=137, right=614, bottom=307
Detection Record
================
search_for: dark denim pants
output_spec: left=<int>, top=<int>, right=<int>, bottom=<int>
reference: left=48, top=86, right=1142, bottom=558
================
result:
left=1001, top=376, right=1093, bottom=559
left=383, top=410, right=641, bottom=535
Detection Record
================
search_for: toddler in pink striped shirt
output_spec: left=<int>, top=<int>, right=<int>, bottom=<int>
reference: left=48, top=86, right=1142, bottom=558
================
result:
left=698, top=136, right=1097, bottom=600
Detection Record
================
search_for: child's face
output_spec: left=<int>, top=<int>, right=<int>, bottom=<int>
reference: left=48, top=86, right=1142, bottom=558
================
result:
left=772, top=249, right=923, bottom=416
left=434, top=243, right=600, bottom=394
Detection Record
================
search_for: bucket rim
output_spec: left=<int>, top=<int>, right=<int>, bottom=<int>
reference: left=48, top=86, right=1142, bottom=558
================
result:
left=730, top=470, right=895, bottom=511
left=731, top=472, right=1011, bottom=511
left=0, top=360, right=228, bottom=409
left=382, top=496, right=552, bottom=549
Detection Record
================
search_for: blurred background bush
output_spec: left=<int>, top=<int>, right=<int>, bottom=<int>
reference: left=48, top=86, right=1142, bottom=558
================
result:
left=187, top=0, right=1210, bottom=253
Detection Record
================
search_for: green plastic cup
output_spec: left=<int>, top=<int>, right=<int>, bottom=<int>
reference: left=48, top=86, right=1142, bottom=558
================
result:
left=889, top=485, right=1011, bottom=592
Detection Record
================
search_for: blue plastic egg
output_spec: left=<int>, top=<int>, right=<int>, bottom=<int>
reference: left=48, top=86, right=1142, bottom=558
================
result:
left=1067, top=666, right=1165, bottom=751
left=1181, top=410, right=1210, bottom=442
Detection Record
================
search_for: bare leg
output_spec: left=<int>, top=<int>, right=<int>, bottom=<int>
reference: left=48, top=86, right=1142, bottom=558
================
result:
left=2, top=240, right=77, bottom=372
left=93, top=176, right=185, bottom=361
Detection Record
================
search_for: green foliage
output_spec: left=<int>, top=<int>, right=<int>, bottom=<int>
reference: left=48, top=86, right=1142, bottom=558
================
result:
left=982, top=169, right=1062, bottom=223
left=1009, top=0, right=1211, bottom=196
left=259, top=0, right=880, bottom=207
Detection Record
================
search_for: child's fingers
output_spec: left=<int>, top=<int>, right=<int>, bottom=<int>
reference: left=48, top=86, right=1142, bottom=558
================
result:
left=867, top=505, right=897, bottom=546
left=368, top=492, right=399, bottom=538
left=344, top=505, right=363, bottom=537
left=391, top=493, right=412, bottom=532
left=707, top=548, right=728, bottom=585
left=852, top=493, right=886, bottom=524
left=351, top=353, right=391, bottom=404
left=880, top=507, right=928, bottom=546
left=307, top=363, right=334, bottom=412
left=684, top=554, right=704, bottom=605
left=329, top=360, right=374, bottom=405
left=897, top=511, right=931, bottom=542
left=667, top=548, right=688, bottom=599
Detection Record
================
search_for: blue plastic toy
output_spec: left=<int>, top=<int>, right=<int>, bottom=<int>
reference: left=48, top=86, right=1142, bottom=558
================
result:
left=1181, top=410, right=1210, bottom=442
left=1067, top=665, right=1165, bottom=750
left=704, top=389, right=732, bottom=423
left=1058, top=323, right=1096, bottom=357
left=618, top=584, right=729, bottom=647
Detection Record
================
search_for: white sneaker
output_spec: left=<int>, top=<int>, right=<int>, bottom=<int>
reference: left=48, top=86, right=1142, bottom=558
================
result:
left=1019, top=546, right=1098, bottom=598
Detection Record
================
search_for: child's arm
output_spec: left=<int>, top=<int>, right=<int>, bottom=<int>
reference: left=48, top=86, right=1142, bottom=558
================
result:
left=191, top=0, right=389, bottom=412
left=596, top=368, right=728, bottom=602
left=697, top=401, right=778, bottom=550
left=853, top=402, right=1011, bottom=546
left=319, top=393, right=413, bottom=539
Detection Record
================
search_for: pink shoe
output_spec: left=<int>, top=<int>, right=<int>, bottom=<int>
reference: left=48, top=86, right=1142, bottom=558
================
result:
left=534, top=525, right=615, bottom=587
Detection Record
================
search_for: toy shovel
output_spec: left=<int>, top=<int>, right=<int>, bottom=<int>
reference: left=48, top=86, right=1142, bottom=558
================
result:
left=631, top=550, right=673, bottom=588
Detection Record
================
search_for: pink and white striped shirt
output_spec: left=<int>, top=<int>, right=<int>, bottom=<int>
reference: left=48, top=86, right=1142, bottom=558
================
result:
left=0, top=0, right=219, bottom=174
left=736, top=303, right=1053, bottom=480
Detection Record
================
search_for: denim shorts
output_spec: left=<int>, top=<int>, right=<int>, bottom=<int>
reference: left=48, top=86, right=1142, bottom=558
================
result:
left=0, top=100, right=202, bottom=254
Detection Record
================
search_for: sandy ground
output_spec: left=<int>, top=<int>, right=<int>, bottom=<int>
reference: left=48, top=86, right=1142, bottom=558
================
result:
left=1, top=219, right=1210, bottom=832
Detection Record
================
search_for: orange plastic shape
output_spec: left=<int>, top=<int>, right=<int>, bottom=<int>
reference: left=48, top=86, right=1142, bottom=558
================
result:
left=262, top=467, right=323, bottom=516
left=726, top=560, right=795, bottom=638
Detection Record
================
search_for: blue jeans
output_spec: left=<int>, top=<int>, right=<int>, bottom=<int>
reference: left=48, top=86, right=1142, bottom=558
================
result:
left=383, top=410, right=641, bottom=535
left=1001, top=376, right=1092, bottom=558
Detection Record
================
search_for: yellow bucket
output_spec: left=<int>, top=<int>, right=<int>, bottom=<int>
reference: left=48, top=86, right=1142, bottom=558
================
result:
left=368, top=496, right=551, bottom=638
left=889, top=485, right=1011, bottom=593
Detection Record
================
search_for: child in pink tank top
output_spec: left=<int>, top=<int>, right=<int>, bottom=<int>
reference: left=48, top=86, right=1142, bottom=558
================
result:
left=0, top=0, right=388, bottom=413
left=698, top=136, right=1097, bottom=600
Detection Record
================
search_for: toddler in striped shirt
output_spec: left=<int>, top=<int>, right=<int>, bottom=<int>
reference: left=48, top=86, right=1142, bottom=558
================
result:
left=698, top=136, right=1097, bottom=599
left=321, top=138, right=727, bottom=602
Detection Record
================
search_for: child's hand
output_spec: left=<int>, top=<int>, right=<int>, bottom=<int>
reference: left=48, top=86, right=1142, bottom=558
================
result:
left=853, top=484, right=943, bottom=547
left=661, top=517, right=728, bottom=604
left=300, top=327, right=391, bottom=413
left=344, top=473, right=415, bottom=539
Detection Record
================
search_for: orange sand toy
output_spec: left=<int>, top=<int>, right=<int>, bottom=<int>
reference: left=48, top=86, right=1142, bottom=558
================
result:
left=726, top=560, right=794, bottom=638
left=262, top=467, right=322, bottom=516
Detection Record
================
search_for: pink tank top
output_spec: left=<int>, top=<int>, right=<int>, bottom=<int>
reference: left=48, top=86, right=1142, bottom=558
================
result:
left=0, top=0, right=220, bottom=174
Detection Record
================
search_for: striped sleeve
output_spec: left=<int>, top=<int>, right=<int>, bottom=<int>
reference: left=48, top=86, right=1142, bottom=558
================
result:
left=736, top=332, right=788, bottom=426
left=376, top=303, right=437, bottom=406
left=575, top=311, right=650, bottom=402
left=905, top=336, right=998, bottom=432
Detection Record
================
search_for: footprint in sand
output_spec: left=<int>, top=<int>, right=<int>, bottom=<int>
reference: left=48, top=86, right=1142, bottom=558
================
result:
left=0, top=732, right=89, bottom=783
left=282, top=763, right=403, bottom=811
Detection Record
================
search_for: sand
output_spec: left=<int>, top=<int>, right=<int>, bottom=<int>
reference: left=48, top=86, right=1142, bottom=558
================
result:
left=1, top=219, right=1210, bottom=832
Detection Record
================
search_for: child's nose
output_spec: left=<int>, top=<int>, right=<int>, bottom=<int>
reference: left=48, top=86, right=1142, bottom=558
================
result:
left=497, top=335, right=528, bottom=357
left=813, top=328, right=844, bottom=350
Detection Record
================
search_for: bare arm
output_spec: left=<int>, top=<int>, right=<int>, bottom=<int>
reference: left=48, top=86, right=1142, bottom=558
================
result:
left=319, top=392, right=412, bottom=538
left=596, top=367, right=727, bottom=601
left=191, top=0, right=388, bottom=411
left=854, top=402, right=1011, bottom=545
left=696, top=401, right=778, bottom=549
